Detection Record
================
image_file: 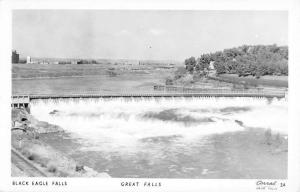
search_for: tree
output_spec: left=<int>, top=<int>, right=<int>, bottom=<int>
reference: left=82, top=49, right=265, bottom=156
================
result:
left=184, top=44, right=288, bottom=77
left=195, top=54, right=211, bottom=72
left=184, top=57, right=196, bottom=73
left=213, top=60, right=226, bottom=74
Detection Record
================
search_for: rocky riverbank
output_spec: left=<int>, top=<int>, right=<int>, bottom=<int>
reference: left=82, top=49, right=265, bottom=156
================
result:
left=11, top=108, right=110, bottom=177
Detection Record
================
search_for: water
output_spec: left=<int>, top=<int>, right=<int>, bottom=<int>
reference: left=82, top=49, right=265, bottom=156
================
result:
left=31, top=97, right=288, bottom=178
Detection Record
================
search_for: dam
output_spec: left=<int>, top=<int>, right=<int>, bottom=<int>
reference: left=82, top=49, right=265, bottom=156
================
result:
left=11, top=88, right=287, bottom=112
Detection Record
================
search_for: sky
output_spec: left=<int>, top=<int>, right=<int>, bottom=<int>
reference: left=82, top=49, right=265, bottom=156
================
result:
left=13, top=10, right=288, bottom=61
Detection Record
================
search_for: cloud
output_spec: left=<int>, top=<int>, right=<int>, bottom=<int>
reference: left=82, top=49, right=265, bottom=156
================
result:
left=149, top=28, right=165, bottom=36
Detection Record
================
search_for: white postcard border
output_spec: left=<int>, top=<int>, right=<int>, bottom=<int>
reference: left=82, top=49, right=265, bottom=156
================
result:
left=0, top=0, right=299, bottom=192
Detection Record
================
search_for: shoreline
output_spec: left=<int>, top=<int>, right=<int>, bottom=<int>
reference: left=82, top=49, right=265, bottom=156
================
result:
left=11, top=108, right=110, bottom=177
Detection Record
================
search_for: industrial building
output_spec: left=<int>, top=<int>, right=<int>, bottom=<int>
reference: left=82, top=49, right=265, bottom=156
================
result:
left=12, top=50, right=19, bottom=63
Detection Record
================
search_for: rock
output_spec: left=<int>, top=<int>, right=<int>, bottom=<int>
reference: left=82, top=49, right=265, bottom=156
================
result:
left=234, top=120, right=244, bottom=126
left=21, top=117, right=28, bottom=122
left=49, top=110, right=59, bottom=115
left=75, top=165, right=85, bottom=172
left=47, top=164, right=57, bottom=173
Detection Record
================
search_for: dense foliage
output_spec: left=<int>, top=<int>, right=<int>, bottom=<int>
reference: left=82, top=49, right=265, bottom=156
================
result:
left=184, top=45, right=288, bottom=78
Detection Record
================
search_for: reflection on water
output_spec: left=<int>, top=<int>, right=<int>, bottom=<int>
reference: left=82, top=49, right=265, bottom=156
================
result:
left=32, top=97, right=287, bottom=178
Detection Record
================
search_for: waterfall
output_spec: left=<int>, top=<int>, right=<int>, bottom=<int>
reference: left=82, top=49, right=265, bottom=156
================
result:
left=30, top=97, right=287, bottom=153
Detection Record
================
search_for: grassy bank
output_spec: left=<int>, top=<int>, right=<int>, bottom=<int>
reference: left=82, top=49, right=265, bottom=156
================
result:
left=214, top=74, right=288, bottom=88
left=165, top=65, right=288, bottom=91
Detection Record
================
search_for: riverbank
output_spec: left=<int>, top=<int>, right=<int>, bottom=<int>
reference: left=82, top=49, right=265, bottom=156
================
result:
left=11, top=108, right=110, bottom=177
left=209, top=74, right=288, bottom=88
left=165, top=67, right=288, bottom=94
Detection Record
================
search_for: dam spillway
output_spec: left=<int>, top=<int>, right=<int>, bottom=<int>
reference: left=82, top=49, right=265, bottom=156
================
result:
left=11, top=89, right=287, bottom=115
left=22, top=90, right=287, bottom=100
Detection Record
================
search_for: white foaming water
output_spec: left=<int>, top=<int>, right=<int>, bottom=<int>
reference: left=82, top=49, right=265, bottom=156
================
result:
left=31, top=97, right=287, bottom=153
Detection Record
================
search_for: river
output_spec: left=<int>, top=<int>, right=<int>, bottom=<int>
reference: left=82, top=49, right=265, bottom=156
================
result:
left=31, top=97, right=288, bottom=178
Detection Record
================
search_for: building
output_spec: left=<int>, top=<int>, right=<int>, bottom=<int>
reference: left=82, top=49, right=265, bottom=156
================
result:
left=209, top=61, right=215, bottom=70
left=26, top=56, right=31, bottom=64
left=208, top=61, right=216, bottom=75
left=12, top=50, right=19, bottom=63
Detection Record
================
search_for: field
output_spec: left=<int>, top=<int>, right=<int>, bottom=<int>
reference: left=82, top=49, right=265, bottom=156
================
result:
left=12, top=64, right=176, bottom=95
left=12, top=64, right=108, bottom=78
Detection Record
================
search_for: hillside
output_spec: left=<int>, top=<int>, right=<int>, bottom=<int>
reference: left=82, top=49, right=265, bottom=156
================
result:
left=185, top=44, right=288, bottom=78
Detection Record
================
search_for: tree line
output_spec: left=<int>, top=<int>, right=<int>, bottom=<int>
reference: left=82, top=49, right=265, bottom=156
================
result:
left=184, top=44, right=288, bottom=78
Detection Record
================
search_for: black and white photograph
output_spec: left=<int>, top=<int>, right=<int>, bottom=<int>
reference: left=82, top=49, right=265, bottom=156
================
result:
left=10, top=10, right=289, bottom=179
left=1, top=0, right=300, bottom=191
